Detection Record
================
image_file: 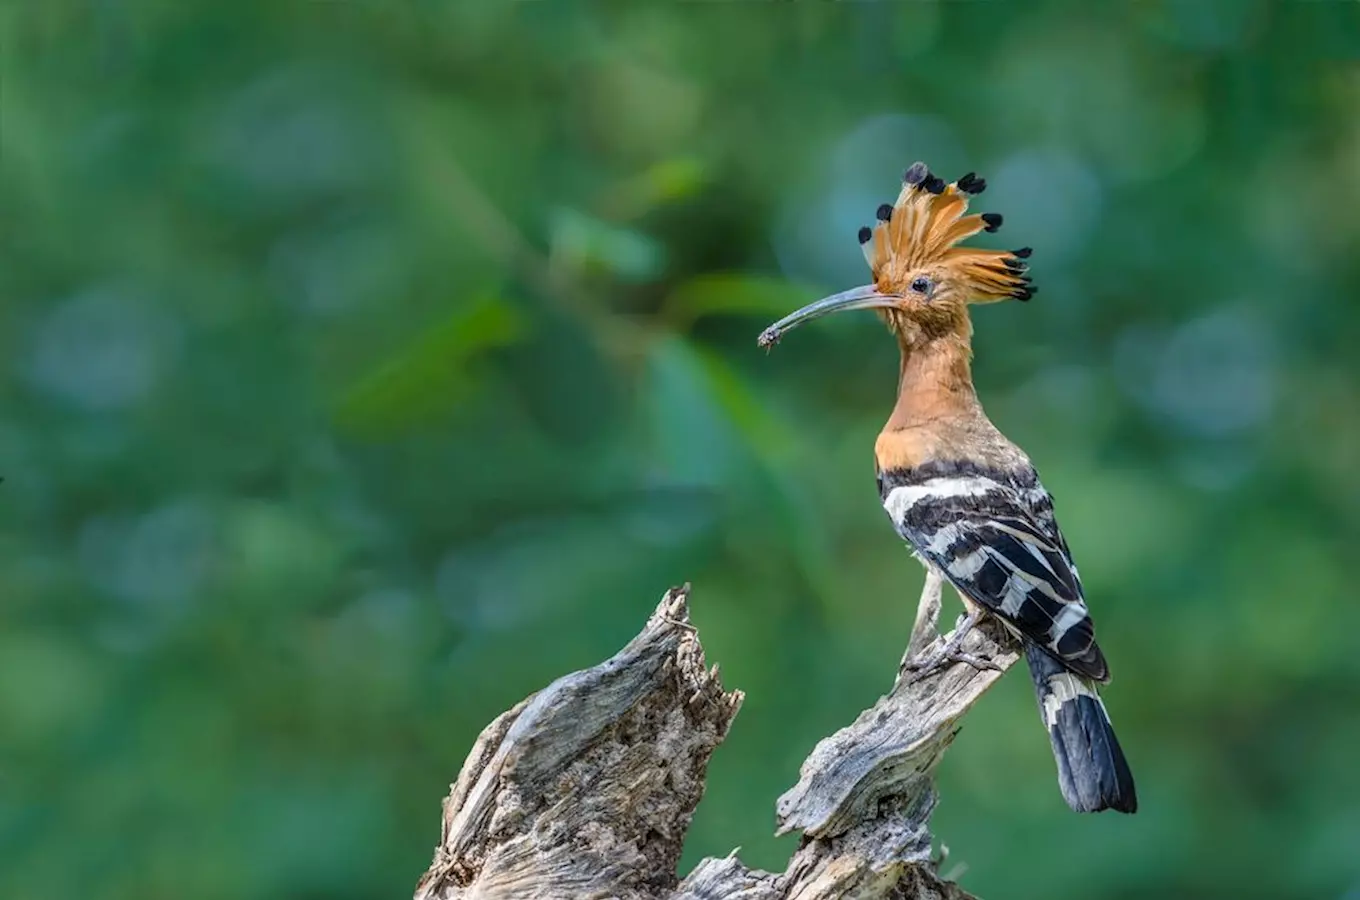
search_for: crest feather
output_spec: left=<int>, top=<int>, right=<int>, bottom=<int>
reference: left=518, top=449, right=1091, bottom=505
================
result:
left=860, top=162, right=1035, bottom=303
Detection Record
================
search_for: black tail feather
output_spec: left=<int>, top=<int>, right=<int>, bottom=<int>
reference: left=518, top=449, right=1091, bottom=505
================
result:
left=1024, top=642, right=1137, bottom=814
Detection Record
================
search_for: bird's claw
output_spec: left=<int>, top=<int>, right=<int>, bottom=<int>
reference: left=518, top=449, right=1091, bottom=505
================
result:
left=900, top=613, right=999, bottom=681
left=903, top=647, right=1001, bottom=682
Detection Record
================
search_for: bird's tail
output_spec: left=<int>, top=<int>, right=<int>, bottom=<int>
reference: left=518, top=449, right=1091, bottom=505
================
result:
left=1024, top=641, right=1137, bottom=813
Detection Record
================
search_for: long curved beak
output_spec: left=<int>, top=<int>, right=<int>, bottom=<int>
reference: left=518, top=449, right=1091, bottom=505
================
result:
left=757, top=284, right=901, bottom=349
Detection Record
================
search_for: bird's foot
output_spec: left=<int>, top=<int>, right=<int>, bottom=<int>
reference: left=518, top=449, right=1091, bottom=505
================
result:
left=905, top=647, right=1001, bottom=681
left=901, top=613, right=1001, bottom=681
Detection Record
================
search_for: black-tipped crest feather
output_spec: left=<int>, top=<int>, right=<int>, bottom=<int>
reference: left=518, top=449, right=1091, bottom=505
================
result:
left=859, top=163, right=1035, bottom=304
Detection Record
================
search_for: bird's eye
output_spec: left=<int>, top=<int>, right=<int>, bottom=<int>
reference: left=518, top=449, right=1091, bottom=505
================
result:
left=910, top=276, right=932, bottom=294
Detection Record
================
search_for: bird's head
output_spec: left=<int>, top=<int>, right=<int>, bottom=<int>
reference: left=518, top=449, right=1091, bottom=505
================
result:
left=759, top=162, right=1034, bottom=351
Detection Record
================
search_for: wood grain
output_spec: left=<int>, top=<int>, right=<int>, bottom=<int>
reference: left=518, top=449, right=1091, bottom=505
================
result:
left=415, top=582, right=1019, bottom=900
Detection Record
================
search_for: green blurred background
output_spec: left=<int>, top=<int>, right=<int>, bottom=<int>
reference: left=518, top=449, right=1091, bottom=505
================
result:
left=5, top=2, right=1360, bottom=899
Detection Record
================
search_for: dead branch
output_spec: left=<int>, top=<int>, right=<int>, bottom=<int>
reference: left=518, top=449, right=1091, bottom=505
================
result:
left=415, top=581, right=1019, bottom=900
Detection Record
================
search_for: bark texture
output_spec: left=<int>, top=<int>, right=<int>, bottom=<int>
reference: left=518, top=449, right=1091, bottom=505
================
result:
left=415, top=582, right=1019, bottom=900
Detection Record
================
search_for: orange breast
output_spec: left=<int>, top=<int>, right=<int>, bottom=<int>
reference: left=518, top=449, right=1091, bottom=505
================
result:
left=874, top=428, right=936, bottom=473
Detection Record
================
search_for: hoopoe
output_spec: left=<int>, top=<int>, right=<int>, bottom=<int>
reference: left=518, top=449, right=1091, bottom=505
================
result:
left=758, top=162, right=1136, bottom=814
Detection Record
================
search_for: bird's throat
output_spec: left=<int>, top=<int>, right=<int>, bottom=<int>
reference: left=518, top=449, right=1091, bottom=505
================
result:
left=885, top=331, right=981, bottom=431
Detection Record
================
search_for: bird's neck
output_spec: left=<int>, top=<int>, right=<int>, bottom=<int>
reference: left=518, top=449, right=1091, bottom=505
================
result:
left=885, top=330, right=981, bottom=431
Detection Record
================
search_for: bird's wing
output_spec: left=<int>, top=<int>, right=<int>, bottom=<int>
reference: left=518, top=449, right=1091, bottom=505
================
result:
left=880, top=463, right=1108, bottom=682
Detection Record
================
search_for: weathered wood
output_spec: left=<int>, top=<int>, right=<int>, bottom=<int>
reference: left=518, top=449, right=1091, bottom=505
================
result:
left=415, top=581, right=1019, bottom=900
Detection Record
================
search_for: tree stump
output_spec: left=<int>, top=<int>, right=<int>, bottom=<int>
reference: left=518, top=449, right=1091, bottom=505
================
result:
left=415, top=582, right=1019, bottom=900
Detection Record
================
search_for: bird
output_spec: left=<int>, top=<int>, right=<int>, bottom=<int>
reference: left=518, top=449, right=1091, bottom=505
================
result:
left=757, top=161, right=1136, bottom=814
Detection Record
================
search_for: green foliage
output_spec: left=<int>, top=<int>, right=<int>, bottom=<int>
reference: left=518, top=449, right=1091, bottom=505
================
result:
left=4, top=3, right=1360, bottom=899
left=336, top=294, right=524, bottom=434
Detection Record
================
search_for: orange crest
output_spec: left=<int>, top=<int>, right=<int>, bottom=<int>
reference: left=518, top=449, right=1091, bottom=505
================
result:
left=859, top=162, right=1035, bottom=303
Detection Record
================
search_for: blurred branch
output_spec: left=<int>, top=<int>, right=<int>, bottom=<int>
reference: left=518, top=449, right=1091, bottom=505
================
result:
left=414, top=583, right=1019, bottom=900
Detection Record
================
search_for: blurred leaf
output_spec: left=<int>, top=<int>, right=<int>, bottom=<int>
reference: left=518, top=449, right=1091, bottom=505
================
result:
left=693, top=345, right=797, bottom=455
left=498, top=303, right=624, bottom=447
left=0, top=632, right=103, bottom=750
left=599, top=157, right=708, bottom=219
left=221, top=501, right=343, bottom=604
left=334, top=294, right=523, bottom=434
left=548, top=207, right=665, bottom=282
left=693, top=347, right=839, bottom=602
left=644, top=335, right=738, bottom=487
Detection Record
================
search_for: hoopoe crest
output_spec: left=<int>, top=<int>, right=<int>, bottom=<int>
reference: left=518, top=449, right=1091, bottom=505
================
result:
left=759, top=161, right=1033, bottom=350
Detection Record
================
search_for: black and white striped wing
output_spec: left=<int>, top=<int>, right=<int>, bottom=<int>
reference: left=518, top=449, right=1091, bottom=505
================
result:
left=880, top=465, right=1108, bottom=682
